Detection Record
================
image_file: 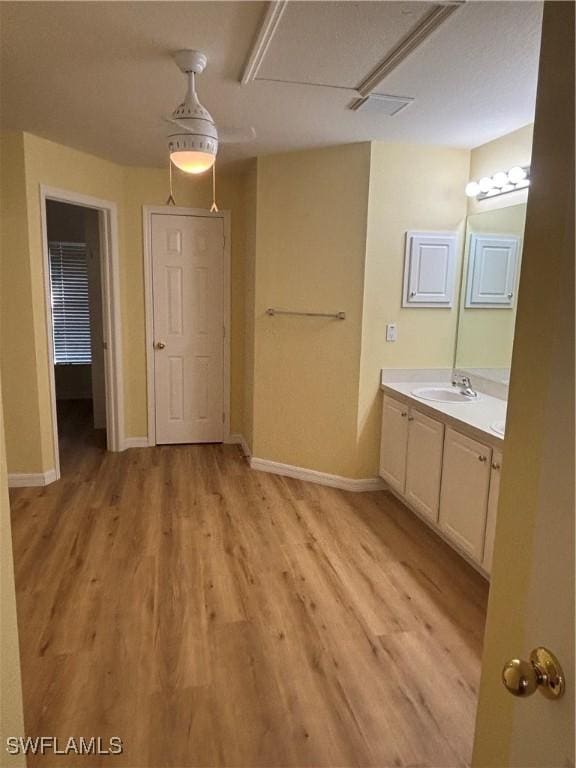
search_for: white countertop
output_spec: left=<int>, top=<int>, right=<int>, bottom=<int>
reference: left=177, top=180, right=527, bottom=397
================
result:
left=380, top=378, right=507, bottom=447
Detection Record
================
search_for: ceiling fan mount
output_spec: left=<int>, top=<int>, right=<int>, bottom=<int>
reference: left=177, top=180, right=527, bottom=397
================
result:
left=173, top=49, right=207, bottom=76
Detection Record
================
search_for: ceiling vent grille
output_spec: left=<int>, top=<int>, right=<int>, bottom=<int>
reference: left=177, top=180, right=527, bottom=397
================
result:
left=349, top=93, right=414, bottom=115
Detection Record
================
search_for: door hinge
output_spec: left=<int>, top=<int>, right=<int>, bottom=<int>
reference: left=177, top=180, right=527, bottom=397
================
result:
left=223, top=324, right=226, bottom=339
left=222, top=412, right=225, bottom=423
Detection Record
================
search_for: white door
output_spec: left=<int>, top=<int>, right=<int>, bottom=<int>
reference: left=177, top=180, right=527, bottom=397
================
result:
left=151, top=213, right=224, bottom=444
left=379, top=395, right=409, bottom=494
left=405, top=409, right=444, bottom=522
left=465, top=234, right=519, bottom=308
left=482, top=450, right=502, bottom=574
left=439, top=428, right=491, bottom=562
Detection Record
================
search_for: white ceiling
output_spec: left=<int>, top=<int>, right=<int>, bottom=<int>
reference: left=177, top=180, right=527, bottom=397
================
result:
left=0, top=1, right=543, bottom=170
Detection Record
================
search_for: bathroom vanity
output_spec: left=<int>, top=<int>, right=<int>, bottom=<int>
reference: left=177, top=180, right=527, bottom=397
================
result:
left=379, top=371, right=506, bottom=578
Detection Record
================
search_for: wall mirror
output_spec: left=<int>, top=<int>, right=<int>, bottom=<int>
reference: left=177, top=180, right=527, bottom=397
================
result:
left=454, top=203, right=527, bottom=384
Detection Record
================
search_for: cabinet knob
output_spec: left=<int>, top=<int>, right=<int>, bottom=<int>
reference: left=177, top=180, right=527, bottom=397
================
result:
left=401, top=411, right=408, bottom=417
left=408, top=416, right=414, bottom=422
left=492, top=462, right=501, bottom=470
left=478, top=455, right=487, bottom=462
left=508, top=292, right=513, bottom=299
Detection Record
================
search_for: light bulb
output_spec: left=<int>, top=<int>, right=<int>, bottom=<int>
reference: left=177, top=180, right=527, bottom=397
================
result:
left=479, top=176, right=494, bottom=192
left=508, top=166, right=527, bottom=184
left=465, top=181, right=480, bottom=197
left=170, top=150, right=215, bottom=174
left=492, top=171, right=509, bottom=188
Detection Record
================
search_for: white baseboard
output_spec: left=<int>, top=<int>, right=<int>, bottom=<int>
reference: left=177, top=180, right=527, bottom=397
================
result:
left=225, top=433, right=251, bottom=457
left=122, top=437, right=149, bottom=449
left=249, top=457, right=385, bottom=492
left=8, top=468, right=58, bottom=488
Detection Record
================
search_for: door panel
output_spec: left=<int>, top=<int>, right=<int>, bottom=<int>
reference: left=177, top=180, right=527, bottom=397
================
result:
left=439, top=428, right=491, bottom=561
left=379, top=396, right=409, bottom=493
left=466, top=235, right=519, bottom=308
left=152, top=214, right=224, bottom=444
left=405, top=410, right=444, bottom=522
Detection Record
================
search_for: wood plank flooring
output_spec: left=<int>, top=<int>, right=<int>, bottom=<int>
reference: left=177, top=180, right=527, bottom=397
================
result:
left=9, top=400, right=488, bottom=767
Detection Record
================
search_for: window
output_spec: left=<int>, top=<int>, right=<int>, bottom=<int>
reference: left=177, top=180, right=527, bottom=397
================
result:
left=49, top=241, right=92, bottom=364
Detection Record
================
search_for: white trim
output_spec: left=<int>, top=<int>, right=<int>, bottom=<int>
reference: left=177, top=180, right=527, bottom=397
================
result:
left=40, top=186, right=124, bottom=482
left=249, top=457, right=385, bottom=492
left=8, top=469, right=58, bottom=488
left=143, top=206, right=231, bottom=447
left=225, top=433, right=251, bottom=457
left=122, top=437, right=149, bottom=449
left=240, top=0, right=289, bottom=84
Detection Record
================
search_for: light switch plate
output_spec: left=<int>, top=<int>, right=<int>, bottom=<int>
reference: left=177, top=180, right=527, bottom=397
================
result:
left=386, top=323, right=397, bottom=342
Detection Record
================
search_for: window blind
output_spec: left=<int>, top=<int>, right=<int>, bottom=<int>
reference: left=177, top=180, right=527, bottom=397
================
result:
left=49, top=241, right=92, bottom=364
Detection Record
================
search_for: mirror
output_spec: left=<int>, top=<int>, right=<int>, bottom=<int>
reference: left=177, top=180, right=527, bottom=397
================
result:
left=455, top=203, right=527, bottom=385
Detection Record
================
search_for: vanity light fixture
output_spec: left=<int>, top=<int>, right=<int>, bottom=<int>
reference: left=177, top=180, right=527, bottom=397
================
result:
left=465, top=166, right=530, bottom=200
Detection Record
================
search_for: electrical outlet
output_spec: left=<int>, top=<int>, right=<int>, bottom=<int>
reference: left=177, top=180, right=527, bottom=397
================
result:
left=386, top=323, right=397, bottom=342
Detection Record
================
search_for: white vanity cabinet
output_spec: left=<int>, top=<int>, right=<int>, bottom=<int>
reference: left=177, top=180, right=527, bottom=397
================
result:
left=482, top=450, right=502, bottom=573
left=439, top=429, right=491, bottom=562
left=379, top=393, right=503, bottom=576
left=405, top=410, right=444, bottom=522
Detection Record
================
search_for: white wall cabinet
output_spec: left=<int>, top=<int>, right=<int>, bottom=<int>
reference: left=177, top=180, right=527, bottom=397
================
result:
left=379, top=394, right=502, bottom=576
left=402, top=231, right=458, bottom=307
left=379, top=396, right=409, bottom=493
left=439, top=429, right=492, bottom=562
left=405, top=410, right=444, bottom=522
left=483, top=450, right=502, bottom=573
left=465, top=234, right=519, bottom=308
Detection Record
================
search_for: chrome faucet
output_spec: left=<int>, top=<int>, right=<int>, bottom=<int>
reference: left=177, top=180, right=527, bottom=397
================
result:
left=452, top=374, right=478, bottom=398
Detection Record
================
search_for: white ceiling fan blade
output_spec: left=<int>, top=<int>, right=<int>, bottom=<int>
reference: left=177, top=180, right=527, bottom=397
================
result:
left=219, top=126, right=256, bottom=144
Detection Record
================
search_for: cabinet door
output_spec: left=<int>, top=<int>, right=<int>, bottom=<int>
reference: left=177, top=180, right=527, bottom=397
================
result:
left=483, top=450, right=502, bottom=573
left=402, top=231, right=457, bottom=307
left=405, top=410, right=444, bottom=522
left=379, top=396, right=409, bottom=493
left=465, top=234, right=519, bottom=308
left=439, top=428, right=492, bottom=562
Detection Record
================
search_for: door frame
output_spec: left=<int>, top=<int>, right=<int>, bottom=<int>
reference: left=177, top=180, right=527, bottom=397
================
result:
left=142, top=206, right=231, bottom=447
left=40, top=185, right=124, bottom=479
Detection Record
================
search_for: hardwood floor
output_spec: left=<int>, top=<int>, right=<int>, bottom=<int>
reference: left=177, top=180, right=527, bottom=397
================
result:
left=10, top=401, right=488, bottom=767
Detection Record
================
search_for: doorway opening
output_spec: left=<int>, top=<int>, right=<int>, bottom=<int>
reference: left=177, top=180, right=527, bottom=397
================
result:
left=40, top=187, right=124, bottom=479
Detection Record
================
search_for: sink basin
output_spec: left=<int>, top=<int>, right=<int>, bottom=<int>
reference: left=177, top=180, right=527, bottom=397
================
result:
left=411, top=386, right=480, bottom=403
left=491, top=421, right=506, bottom=436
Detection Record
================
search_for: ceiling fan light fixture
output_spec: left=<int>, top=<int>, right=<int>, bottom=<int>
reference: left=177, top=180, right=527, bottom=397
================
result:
left=170, top=149, right=215, bottom=175
left=166, top=50, right=218, bottom=175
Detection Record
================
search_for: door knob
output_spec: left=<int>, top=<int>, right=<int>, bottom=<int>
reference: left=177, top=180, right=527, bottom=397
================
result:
left=154, top=341, right=166, bottom=350
left=502, top=647, right=565, bottom=699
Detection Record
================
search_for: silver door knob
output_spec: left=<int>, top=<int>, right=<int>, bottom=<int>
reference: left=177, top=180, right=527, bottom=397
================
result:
left=502, top=647, right=565, bottom=699
left=154, top=341, right=166, bottom=350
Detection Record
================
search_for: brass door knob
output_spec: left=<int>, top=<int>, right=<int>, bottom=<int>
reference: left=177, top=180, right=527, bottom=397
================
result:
left=502, top=647, right=565, bottom=699
left=154, top=341, right=166, bottom=350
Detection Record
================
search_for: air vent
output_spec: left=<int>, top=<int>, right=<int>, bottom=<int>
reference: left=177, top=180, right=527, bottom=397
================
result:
left=349, top=93, right=414, bottom=115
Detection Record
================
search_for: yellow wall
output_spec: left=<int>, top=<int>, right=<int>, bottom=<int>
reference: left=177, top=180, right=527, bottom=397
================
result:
left=357, top=142, right=470, bottom=475
left=0, top=375, right=26, bottom=767
left=0, top=132, right=248, bottom=473
left=472, top=3, right=574, bottom=765
left=456, top=204, right=527, bottom=369
left=242, top=163, right=257, bottom=451
left=252, top=144, right=371, bottom=476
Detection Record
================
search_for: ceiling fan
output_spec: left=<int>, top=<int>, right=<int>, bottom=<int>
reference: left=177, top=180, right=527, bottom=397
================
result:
left=165, top=49, right=255, bottom=174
